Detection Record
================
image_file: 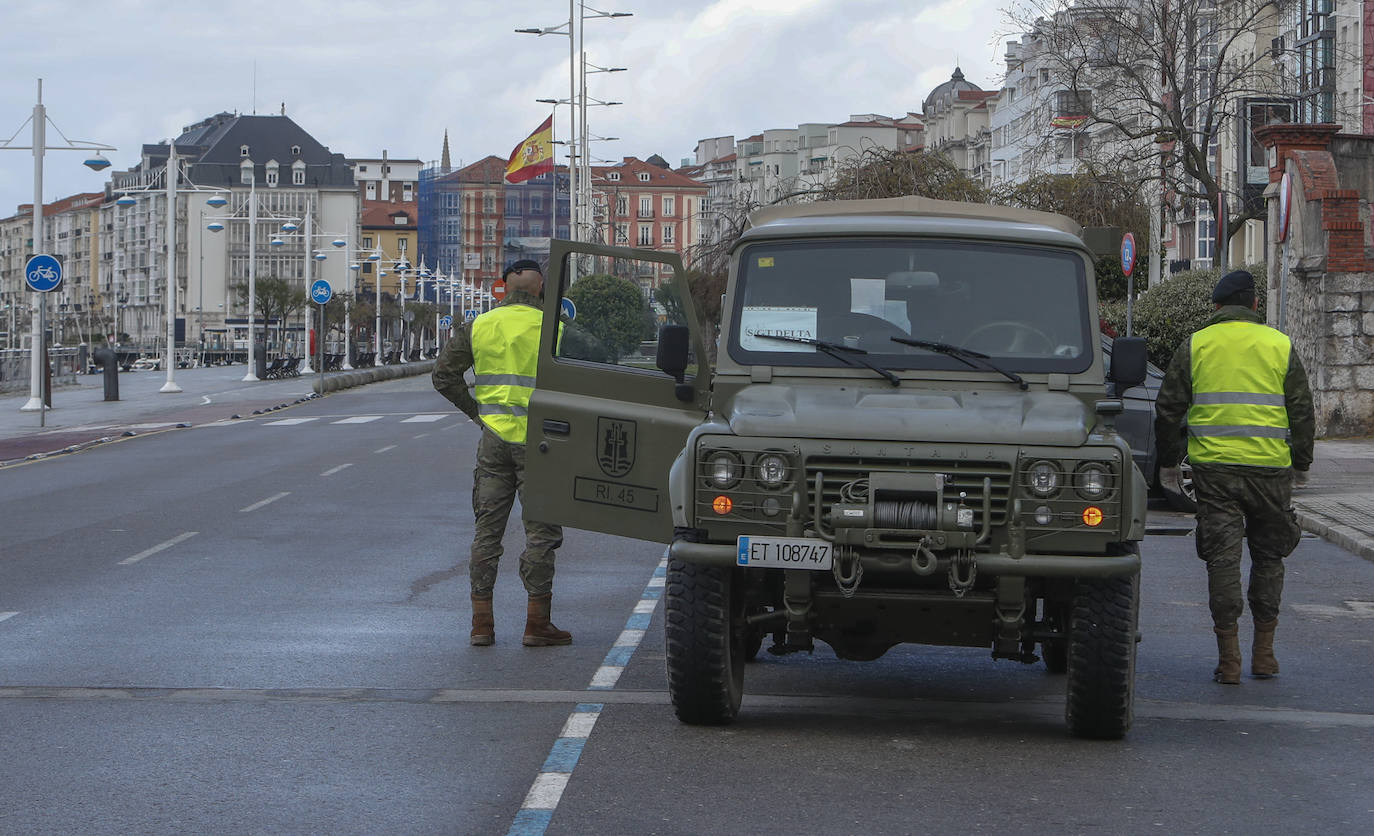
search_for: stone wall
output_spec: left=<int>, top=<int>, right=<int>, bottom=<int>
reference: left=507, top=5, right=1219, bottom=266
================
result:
left=1256, top=124, right=1374, bottom=438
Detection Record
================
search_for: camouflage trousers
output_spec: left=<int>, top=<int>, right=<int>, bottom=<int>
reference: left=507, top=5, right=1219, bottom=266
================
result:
left=469, top=427, right=564, bottom=598
left=1192, top=465, right=1302, bottom=629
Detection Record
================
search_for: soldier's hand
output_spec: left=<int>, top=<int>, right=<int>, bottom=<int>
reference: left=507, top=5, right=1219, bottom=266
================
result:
left=1292, top=469, right=1309, bottom=490
left=1159, top=466, right=1183, bottom=495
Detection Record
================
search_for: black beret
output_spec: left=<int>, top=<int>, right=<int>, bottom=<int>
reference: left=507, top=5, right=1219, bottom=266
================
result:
left=1212, top=269, right=1254, bottom=304
left=502, top=259, right=542, bottom=279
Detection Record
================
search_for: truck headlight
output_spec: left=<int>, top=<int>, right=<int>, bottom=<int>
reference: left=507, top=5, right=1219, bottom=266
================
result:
left=1075, top=462, right=1113, bottom=500
left=706, top=451, right=743, bottom=488
left=755, top=453, right=789, bottom=488
left=1027, top=460, right=1060, bottom=497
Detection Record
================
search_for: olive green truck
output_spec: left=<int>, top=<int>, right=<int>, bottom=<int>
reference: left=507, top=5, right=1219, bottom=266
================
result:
left=525, top=196, right=1149, bottom=739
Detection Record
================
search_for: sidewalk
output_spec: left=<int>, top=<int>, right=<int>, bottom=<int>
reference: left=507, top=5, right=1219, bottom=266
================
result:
left=0, top=361, right=434, bottom=465
left=1293, top=438, right=1374, bottom=562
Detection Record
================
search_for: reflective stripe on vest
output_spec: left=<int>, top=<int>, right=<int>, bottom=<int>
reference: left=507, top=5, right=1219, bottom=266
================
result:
left=1187, top=320, right=1291, bottom=467
left=471, top=304, right=543, bottom=443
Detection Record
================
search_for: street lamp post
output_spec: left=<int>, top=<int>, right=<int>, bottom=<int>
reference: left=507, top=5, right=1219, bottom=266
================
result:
left=1, top=78, right=114, bottom=413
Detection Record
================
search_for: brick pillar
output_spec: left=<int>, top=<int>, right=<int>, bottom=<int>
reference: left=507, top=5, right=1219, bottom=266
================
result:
left=1252, top=123, right=1341, bottom=185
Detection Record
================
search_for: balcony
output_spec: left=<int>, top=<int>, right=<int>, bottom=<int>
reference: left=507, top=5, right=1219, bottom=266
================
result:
left=637, top=210, right=655, bottom=220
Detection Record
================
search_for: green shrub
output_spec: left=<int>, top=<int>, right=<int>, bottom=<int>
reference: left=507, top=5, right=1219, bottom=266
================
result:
left=1100, top=263, right=1267, bottom=367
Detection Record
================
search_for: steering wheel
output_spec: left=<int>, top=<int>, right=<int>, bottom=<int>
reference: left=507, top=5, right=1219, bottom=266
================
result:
left=963, top=321, right=1055, bottom=354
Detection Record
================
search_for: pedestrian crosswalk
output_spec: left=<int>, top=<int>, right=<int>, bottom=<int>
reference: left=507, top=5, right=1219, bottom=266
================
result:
left=262, top=413, right=456, bottom=427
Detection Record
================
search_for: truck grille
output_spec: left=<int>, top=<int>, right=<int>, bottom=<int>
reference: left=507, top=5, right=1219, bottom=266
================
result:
left=805, top=457, right=1014, bottom=528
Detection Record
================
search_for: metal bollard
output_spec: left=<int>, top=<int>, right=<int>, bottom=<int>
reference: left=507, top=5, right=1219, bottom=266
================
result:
left=92, top=347, right=120, bottom=401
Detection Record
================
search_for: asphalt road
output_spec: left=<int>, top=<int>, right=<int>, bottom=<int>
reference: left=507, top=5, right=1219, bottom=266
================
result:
left=2, top=376, right=1372, bottom=835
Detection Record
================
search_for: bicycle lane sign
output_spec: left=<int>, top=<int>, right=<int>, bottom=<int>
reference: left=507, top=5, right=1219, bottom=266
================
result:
left=25, top=254, right=63, bottom=292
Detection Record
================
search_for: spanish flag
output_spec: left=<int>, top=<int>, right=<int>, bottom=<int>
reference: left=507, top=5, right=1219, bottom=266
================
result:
left=505, top=115, right=555, bottom=183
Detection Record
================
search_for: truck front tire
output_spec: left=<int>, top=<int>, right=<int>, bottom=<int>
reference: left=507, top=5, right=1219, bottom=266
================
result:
left=1065, top=557, right=1140, bottom=739
left=665, top=557, right=745, bottom=725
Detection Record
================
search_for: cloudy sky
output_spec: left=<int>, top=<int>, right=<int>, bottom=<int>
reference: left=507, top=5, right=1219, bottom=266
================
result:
left=1, top=0, right=1010, bottom=216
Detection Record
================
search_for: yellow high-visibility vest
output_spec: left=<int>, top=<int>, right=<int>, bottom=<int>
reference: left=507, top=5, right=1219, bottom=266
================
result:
left=1187, top=320, right=1292, bottom=467
left=471, top=304, right=543, bottom=443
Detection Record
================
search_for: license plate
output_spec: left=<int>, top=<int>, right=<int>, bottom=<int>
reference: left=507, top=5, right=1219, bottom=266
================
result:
left=736, top=536, right=834, bottom=570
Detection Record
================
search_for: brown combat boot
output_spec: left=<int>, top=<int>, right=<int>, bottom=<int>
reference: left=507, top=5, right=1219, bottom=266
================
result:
left=523, top=593, right=572, bottom=647
left=1252, top=618, right=1279, bottom=678
left=1213, top=626, right=1241, bottom=684
left=470, top=596, right=495, bottom=647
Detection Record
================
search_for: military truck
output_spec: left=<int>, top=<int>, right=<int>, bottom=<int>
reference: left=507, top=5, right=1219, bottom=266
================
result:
left=524, top=196, right=1149, bottom=740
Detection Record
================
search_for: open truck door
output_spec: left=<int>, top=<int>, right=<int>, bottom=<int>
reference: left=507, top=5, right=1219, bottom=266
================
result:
left=524, top=240, right=711, bottom=543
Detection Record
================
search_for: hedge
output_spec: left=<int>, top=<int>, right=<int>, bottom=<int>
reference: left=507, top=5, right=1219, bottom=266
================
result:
left=1099, top=263, right=1268, bottom=368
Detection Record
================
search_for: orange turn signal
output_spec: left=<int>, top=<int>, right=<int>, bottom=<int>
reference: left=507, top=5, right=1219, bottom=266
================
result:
left=712, top=495, right=733, bottom=515
left=1082, top=506, right=1104, bottom=526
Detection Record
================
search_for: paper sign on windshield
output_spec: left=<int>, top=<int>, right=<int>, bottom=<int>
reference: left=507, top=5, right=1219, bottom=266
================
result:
left=740, top=306, right=817, bottom=352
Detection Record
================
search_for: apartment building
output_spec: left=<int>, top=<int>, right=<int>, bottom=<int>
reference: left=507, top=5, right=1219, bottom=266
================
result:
left=349, top=152, right=423, bottom=203
left=591, top=156, right=707, bottom=286
left=0, top=192, right=103, bottom=348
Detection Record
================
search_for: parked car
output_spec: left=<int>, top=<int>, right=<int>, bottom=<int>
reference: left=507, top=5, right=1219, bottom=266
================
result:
left=1103, top=335, right=1195, bottom=511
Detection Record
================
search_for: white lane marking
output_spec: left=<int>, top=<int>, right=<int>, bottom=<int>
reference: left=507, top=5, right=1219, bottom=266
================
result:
left=264, top=417, right=319, bottom=426
left=332, top=416, right=381, bottom=424
left=521, top=772, right=570, bottom=810
left=119, top=531, right=198, bottom=566
left=613, top=629, right=645, bottom=647
left=0, top=612, right=18, bottom=623
left=125, top=422, right=179, bottom=430
left=200, top=396, right=212, bottom=405
left=401, top=414, right=446, bottom=423
left=1292, top=601, right=1374, bottom=619
left=321, top=463, right=354, bottom=477
left=240, top=492, right=291, bottom=513
left=374, top=445, right=397, bottom=454
left=413, top=433, right=430, bottom=439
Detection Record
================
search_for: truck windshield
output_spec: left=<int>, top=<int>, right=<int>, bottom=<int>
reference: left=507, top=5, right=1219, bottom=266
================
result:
left=729, top=238, right=1093, bottom=374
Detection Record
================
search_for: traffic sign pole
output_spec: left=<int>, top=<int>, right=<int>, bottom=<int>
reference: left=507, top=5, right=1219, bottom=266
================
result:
left=23, top=253, right=65, bottom=425
left=1121, top=233, right=1137, bottom=338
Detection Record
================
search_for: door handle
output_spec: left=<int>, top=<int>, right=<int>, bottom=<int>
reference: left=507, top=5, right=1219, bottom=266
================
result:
left=542, top=418, right=571, bottom=437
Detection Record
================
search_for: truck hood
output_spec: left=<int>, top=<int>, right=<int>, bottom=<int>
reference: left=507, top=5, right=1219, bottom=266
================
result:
left=722, top=384, right=1094, bottom=446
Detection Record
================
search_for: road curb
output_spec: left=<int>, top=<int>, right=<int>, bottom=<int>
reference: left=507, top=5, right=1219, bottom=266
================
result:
left=1296, top=509, right=1374, bottom=564
left=315, top=360, right=435, bottom=394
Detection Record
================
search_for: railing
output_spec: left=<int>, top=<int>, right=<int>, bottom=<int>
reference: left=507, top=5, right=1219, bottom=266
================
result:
left=0, top=347, right=81, bottom=394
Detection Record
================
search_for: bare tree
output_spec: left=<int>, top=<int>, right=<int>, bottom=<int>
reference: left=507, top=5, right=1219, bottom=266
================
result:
left=1003, top=0, right=1306, bottom=252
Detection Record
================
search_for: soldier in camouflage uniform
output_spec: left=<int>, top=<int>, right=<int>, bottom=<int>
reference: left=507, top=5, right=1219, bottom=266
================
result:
left=433, top=259, right=569, bottom=647
left=1154, top=270, right=1314, bottom=684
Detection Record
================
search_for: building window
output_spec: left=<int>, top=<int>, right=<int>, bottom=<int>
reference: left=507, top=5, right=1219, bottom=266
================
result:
left=615, top=223, right=629, bottom=243
left=403, top=184, right=413, bottom=200
left=398, top=238, right=408, bottom=253
left=362, top=236, right=373, bottom=249
left=608, top=171, right=620, bottom=181
left=638, top=172, right=650, bottom=182
left=662, top=195, right=675, bottom=216
left=483, top=195, right=495, bottom=213
left=507, top=196, right=520, bottom=214
left=240, top=145, right=250, bottom=157
left=359, top=165, right=368, bottom=173
left=617, top=195, right=629, bottom=216
left=639, top=196, right=652, bottom=218
left=394, top=216, right=406, bottom=225
left=366, top=183, right=377, bottom=200
left=483, top=222, right=496, bottom=242
left=291, top=145, right=301, bottom=156
left=662, top=224, right=674, bottom=244
left=637, top=224, right=652, bottom=246
left=266, top=169, right=278, bottom=187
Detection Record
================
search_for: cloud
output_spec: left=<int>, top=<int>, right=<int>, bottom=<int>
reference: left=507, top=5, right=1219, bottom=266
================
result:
left=0, top=0, right=1009, bottom=214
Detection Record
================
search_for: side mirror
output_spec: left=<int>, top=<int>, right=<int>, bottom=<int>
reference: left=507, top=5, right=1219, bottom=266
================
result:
left=1108, top=336, right=1148, bottom=392
left=656, top=324, right=694, bottom=403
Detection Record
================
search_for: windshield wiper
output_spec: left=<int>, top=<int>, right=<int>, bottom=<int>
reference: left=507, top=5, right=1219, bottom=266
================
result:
left=755, top=333, right=900, bottom=387
left=890, top=336, right=1028, bottom=390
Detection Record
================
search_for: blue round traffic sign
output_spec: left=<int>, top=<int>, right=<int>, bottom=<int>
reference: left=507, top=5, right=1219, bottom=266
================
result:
left=439, top=315, right=453, bottom=329
left=1120, top=233, right=1136, bottom=277
left=25, top=254, right=63, bottom=293
left=310, top=279, right=333, bottom=304
left=560, top=297, right=577, bottom=321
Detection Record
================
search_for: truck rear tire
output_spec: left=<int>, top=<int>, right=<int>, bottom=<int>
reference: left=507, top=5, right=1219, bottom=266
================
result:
left=1065, top=558, right=1139, bottom=739
left=665, top=557, right=744, bottom=725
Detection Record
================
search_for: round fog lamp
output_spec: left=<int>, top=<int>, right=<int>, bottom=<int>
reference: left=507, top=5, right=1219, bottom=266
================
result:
left=1034, top=505, right=1054, bottom=525
left=761, top=497, right=782, bottom=517
left=1028, top=460, right=1060, bottom=497
left=755, top=453, right=789, bottom=488
left=1082, top=506, right=1104, bottom=526
left=712, top=495, right=733, bottom=515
